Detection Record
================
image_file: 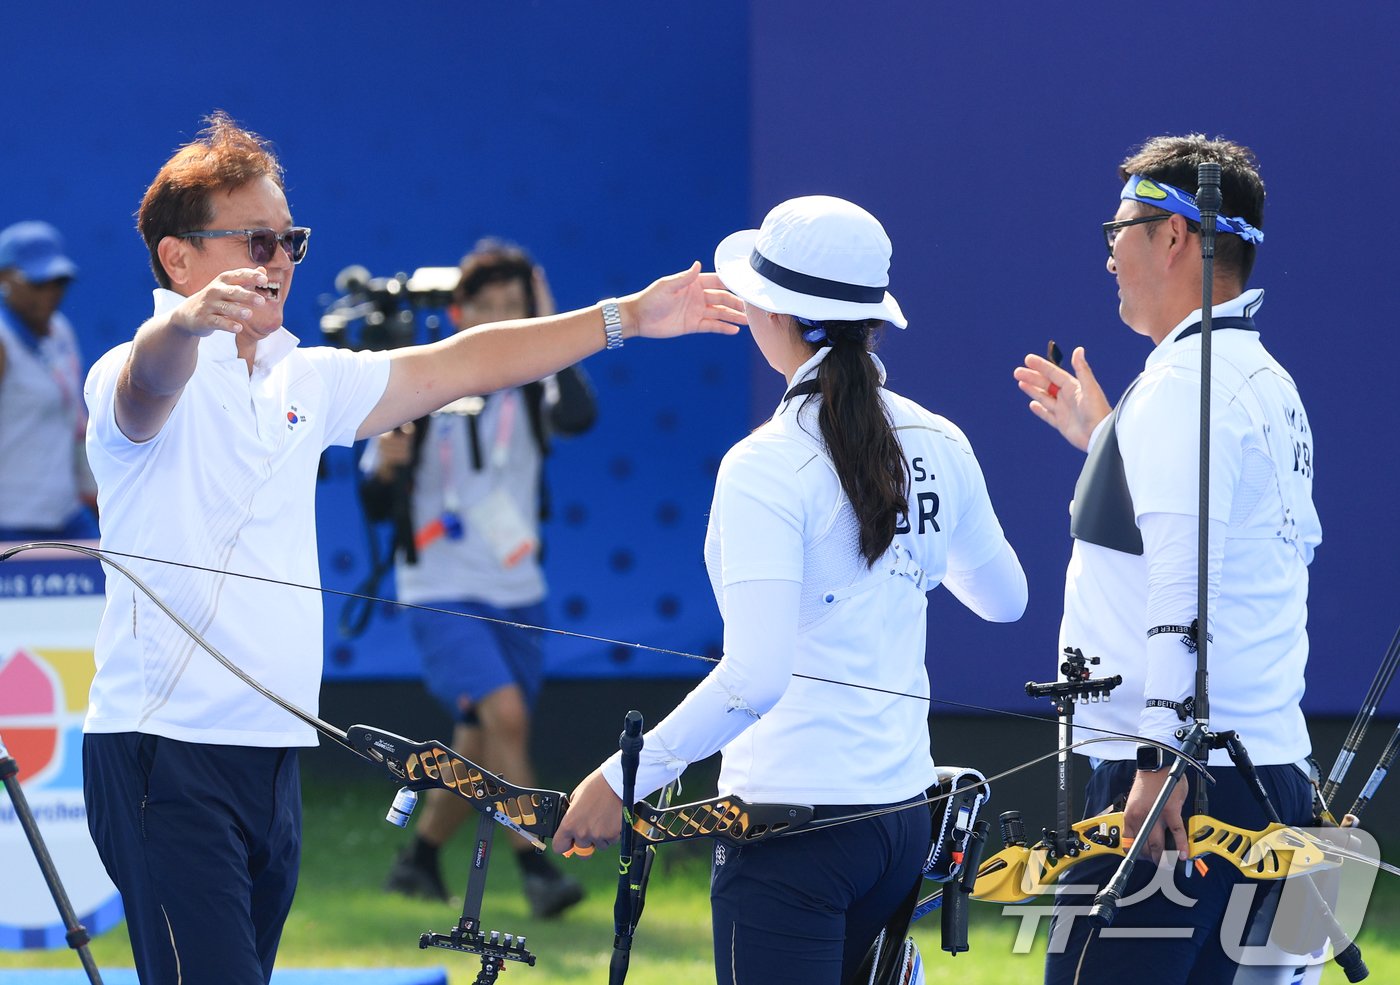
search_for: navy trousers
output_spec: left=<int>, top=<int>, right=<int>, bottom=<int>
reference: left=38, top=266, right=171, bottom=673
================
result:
left=83, top=733, right=302, bottom=985
left=1043, top=758, right=1312, bottom=985
left=710, top=796, right=931, bottom=985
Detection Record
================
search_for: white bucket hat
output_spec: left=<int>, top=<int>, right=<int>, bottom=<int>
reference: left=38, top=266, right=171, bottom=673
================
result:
left=713, top=195, right=906, bottom=329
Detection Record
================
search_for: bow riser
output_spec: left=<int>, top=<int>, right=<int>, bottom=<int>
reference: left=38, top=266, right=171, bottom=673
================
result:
left=972, top=815, right=1124, bottom=904
left=346, top=725, right=566, bottom=841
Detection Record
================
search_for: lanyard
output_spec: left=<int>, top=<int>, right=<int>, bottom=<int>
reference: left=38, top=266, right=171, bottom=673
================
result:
left=485, top=390, right=520, bottom=471
left=417, top=391, right=521, bottom=549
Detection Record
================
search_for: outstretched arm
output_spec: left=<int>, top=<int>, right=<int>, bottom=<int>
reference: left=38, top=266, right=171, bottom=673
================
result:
left=358, top=264, right=742, bottom=440
left=116, top=268, right=271, bottom=442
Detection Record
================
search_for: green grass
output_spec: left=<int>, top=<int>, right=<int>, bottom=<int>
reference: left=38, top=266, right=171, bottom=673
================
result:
left=3, top=779, right=1398, bottom=983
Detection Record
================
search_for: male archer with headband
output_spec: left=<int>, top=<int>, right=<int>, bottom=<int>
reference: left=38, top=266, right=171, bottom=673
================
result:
left=1015, top=135, right=1320, bottom=982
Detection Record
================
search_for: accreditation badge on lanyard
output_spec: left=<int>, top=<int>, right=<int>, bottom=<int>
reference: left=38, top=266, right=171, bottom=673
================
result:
left=466, top=391, right=539, bottom=569
left=416, top=404, right=473, bottom=548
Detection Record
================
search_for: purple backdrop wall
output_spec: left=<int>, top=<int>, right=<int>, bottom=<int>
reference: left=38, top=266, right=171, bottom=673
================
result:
left=749, top=1, right=1400, bottom=715
left=2, top=2, right=1394, bottom=718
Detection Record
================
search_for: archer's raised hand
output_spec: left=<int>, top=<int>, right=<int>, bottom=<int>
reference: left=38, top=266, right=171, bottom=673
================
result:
left=624, top=263, right=745, bottom=340
left=1014, top=345, right=1112, bottom=452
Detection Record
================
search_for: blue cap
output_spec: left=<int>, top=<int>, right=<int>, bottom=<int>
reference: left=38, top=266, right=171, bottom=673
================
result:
left=0, top=221, right=79, bottom=282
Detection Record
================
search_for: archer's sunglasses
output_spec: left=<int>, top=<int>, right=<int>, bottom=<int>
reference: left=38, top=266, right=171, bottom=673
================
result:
left=1101, top=213, right=1201, bottom=258
left=1101, top=215, right=1170, bottom=258
left=178, top=227, right=312, bottom=265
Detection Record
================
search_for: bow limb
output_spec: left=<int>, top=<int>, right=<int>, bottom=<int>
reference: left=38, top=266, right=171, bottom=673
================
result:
left=0, top=543, right=569, bottom=849
left=1, top=542, right=357, bottom=751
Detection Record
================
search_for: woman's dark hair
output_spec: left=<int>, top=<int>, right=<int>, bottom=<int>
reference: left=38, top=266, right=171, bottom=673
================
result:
left=797, top=317, right=908, bottom=567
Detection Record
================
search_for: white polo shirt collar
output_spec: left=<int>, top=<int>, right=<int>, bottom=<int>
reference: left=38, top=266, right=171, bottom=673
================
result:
left=152, top=288, right=300, bottom=370
left=1148, top=288, right=1265, bottom=368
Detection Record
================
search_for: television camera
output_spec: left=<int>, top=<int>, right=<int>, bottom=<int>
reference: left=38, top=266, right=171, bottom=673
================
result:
left=319, top=265, right=460, bottom=350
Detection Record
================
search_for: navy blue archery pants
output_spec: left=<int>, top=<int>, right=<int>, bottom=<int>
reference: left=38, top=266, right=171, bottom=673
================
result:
left=710, top=795, right=930, bottom=985
left=83, top=733, right=302, bottom=985
left=1043, top=758, right=1312, bottom=985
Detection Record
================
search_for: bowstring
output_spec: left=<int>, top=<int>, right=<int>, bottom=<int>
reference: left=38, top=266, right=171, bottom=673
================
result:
left=7, top=542, right=1200, bottom=752
left=13, top=543, right=1393, bottom=890
left=767, top=734, right=1214, bottom=837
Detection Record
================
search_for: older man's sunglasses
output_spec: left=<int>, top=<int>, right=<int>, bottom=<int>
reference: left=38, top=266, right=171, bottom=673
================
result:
left=179, top=227, right=311, bottom=265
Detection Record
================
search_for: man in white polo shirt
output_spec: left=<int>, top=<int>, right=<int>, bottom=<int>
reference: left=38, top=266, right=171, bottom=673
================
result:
left=1014, top=135, right=1320, bottom=982
left=80, top=111, right=741, bottom=985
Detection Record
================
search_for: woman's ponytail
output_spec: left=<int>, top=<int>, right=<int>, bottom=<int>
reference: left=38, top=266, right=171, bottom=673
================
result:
left=802, top=318, right=907, bottom=567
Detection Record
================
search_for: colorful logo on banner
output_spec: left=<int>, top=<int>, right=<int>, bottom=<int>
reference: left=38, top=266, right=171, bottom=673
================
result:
left=0, top=648, right=64, bottom=784
left=0, top=558, right=121, bottom=950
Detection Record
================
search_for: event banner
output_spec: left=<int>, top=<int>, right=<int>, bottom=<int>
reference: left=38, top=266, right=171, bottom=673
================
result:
left=0, top=548, right=121, bottom=949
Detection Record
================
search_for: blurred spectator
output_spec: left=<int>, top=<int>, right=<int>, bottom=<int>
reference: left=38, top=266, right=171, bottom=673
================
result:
left=0, top=221, right=98, bottom=541
left=360, top=240, right=596, bottom=917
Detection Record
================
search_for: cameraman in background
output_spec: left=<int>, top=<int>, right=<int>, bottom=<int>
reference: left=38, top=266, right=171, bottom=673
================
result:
left=360, top=240, right=595, bottom=917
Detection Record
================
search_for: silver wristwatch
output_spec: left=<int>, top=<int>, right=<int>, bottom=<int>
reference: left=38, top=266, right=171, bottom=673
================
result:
left=600, top=299, right=624, bottom=350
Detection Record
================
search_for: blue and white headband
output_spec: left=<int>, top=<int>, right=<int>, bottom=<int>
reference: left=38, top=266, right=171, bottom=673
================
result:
left=1121, top=175, right=1264, bottom=244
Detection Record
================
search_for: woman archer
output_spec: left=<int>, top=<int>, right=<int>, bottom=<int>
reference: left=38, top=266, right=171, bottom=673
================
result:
left=555, top=196, right=1027, bottom=984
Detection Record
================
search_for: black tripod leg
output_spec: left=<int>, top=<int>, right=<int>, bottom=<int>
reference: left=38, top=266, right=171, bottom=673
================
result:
left=0, top=741, right=104, bottom=985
